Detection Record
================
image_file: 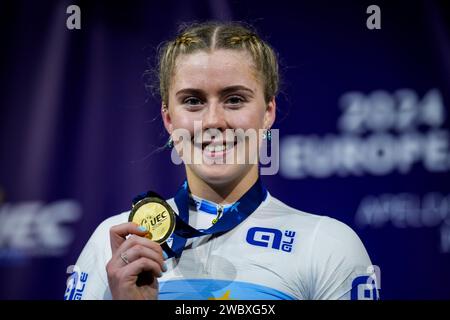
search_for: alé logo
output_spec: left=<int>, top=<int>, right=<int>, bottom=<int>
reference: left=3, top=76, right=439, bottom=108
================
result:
left=246, top=227, right=296, bottom=252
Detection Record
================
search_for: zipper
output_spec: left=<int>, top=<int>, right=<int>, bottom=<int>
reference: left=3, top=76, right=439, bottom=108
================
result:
left=204, top=204, right=223, bottom=275
left=211, top=204, right=223, bottom=224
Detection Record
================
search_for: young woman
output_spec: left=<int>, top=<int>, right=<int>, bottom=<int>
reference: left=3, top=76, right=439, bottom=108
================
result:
left=65, top=21, right=378, bottom=300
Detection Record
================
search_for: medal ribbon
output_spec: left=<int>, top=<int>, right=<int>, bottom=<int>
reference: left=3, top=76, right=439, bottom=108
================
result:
left=171, top=178, right=266, bottom=258
left=132, top=178, right=267, bottom=258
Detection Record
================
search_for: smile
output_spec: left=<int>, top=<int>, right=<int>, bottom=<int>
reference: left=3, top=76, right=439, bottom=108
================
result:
left=202, top=140, right=238, bottom=158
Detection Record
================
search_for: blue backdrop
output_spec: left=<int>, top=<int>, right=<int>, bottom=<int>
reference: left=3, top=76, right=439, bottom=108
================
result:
left=0, top=0, right=449, bottom=299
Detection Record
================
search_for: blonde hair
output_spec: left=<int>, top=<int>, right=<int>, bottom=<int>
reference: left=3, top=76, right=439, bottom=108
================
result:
left=155, top=21, right=280, bottom=105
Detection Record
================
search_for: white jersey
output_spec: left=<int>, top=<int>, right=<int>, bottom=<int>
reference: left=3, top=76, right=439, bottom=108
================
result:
left=64, top=191, right=379, bottom=300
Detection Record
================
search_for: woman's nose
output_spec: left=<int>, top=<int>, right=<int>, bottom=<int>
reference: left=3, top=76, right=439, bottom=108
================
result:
left=202, top=103, right=227, bottom=130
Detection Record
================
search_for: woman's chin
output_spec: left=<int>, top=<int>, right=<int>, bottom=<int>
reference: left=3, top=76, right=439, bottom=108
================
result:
left=191, top=163, right=247, bottom=185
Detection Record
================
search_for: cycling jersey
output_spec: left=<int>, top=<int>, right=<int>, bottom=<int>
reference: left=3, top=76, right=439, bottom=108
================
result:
left=64, top=190, right=379, bottom=300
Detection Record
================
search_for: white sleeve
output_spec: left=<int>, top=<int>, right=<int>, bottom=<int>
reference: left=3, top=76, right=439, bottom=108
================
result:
left=309, top=217, right=380, bottom=300
left=63, top=219, right=113, bottom=300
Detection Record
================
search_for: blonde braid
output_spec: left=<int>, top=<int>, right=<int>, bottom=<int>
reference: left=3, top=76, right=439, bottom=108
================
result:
left=228, top=33, right=258, bottom=45
left=175, top=34, right=198, bottom=46
left=154, top=22, right=280, bottom=105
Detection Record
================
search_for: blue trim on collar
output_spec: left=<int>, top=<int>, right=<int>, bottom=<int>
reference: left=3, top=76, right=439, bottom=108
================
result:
left=190, top=191, right=268, bottom=216
left=190, top=196, right=233, bottom=215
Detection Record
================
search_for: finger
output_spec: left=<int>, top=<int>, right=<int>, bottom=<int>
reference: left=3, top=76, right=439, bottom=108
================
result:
left=125, top=245, right=165, bottom=267
left=109, top=222, right=149, bottom=253
left=116, top=234, right=163, bottom=258
left=121, top=257, right=164, bottom=282
left=112, top=235, right=164, bottom=269
left=117, top=244, right=166, bottom=271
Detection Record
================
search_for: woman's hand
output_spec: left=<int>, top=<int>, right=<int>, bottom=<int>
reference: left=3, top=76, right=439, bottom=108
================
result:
left=106, top=222, right=167, bottom=300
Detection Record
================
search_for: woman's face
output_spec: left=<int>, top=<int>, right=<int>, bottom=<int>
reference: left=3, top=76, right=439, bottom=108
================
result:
left=162, top=49, right=275, bottom=186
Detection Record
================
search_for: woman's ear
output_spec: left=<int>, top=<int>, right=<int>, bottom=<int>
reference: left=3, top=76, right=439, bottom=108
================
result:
left=264, top=96, right=276, bottom=129
left=161, top=104, right=173, bottom=134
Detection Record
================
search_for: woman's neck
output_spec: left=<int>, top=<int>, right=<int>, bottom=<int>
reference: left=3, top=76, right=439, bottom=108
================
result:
left=185, top=165, right=259, bottom=205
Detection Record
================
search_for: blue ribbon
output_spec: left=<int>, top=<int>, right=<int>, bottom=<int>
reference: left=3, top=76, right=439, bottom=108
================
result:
left=169, top=178, right=267, bottom=258
left=132, top=178, right=267, bottom=258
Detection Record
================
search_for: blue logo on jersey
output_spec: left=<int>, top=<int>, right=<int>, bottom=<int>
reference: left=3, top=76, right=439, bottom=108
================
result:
left=246, top=227, right=296, bottom=252
left=350, top=275, right=380, bottom=300
left=64, top=266, right=88, bottom=300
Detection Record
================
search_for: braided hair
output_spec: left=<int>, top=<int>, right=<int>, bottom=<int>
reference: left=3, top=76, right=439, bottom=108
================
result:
left=155, top=21, right=279, bottom=105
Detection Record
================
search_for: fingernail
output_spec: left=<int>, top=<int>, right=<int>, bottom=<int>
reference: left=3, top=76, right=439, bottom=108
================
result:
left=162, top=262, right=168, bottom=272
left=162, top=251, right=169, bottom=260
left=137, top=225, right=147, bottom=232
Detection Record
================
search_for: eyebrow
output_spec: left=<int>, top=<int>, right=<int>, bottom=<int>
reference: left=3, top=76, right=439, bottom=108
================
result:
left=175, top=85, right=255, bottom=97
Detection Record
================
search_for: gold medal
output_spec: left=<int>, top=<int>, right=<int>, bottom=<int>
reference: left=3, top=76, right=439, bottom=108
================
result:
left=128, top=196, right=176, bottom=244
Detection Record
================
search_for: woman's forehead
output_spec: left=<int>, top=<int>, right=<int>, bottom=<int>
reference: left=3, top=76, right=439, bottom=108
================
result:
left=171, top=49, right=262, bottom=92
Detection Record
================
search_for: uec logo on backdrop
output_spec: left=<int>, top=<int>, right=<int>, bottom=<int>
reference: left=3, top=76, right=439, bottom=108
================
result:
left=0, top=200, right=82, bottom=261
left=246, top=227, right=296, bottom=252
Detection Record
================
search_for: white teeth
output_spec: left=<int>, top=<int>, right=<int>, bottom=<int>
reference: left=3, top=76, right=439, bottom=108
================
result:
left=214, top=145, right=225, bottom=152
left=204, top=143, right=232, bottom=152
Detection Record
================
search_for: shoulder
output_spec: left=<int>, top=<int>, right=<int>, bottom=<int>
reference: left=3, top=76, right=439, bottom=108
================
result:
left=313, top=216, right=370, bottom=261
left=93, top=211, right=130, bottom=237
left=261, top=193, right=324, bottom=228
left=81, top=210, right=130, bottom=253
left=264, top=193, right=371, bottom=268
left=310, top=217, right=375, bottom=299
left=263, top=193, right=314, bottom=216
left=266, top=197, right=374, bottom=299
left=309, top=216, right=373, bottom=296
left=265, top=194, right=366, bottom=250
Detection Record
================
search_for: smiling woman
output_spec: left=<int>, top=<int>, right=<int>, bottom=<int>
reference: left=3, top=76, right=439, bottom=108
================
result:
left=65, top=21, right=379, bottom=300
left=165, top=48, right=273, bottom=195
